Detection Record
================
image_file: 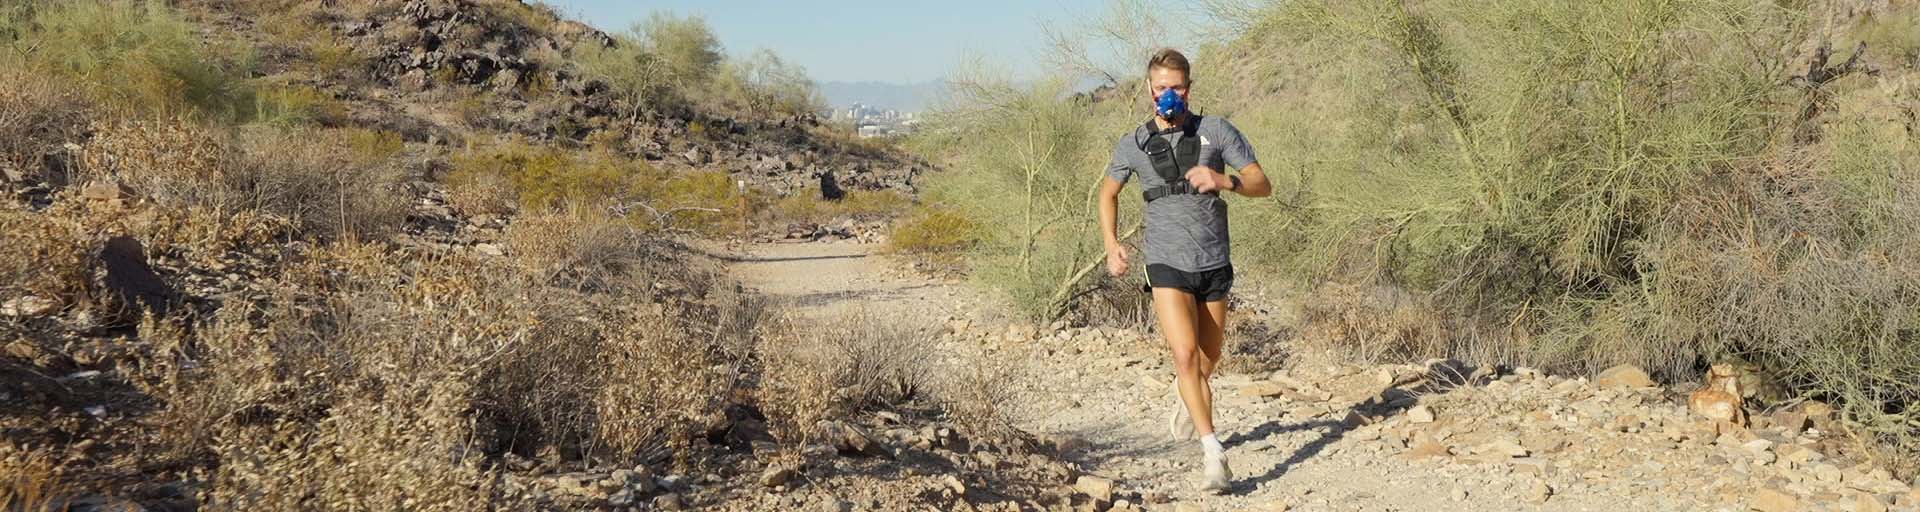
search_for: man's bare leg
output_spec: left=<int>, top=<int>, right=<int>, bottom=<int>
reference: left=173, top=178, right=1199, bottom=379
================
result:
left=1153, top=288, right=1214, bottom=435
left=1196, top=298, right=1227, bottom=384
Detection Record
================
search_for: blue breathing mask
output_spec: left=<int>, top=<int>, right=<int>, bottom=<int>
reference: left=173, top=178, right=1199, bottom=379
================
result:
left=1155, top=88, right=1187, bottom=118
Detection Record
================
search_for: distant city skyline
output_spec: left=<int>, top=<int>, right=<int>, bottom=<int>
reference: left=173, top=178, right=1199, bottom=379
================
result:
left=539, top=0, right=1109, bottom=84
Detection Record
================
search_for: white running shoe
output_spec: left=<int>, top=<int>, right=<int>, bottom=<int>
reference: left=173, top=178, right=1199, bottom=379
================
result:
left=1168, top=378, right=1195, bottom=441
left=1198, top=450, right=1233, bottom=493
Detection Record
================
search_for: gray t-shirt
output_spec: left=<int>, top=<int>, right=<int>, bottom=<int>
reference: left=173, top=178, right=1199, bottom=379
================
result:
left=1105, top=115, right=1258, bottom=272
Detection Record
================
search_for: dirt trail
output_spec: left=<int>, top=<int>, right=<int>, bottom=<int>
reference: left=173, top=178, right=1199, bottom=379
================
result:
left=716, top=241, right=1913, bottom=512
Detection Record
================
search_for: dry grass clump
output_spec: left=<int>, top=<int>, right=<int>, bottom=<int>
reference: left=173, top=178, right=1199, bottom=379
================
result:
left=1296, top=282, right=1452, bottom=365
left=767, top=189, right=913, bottom=226
left=886, top=205, right=977, bottom=256
left=1, top=0, right=254, bottom=120
left=0, top=72, right=89, bottom=183
left=234, top=126, right=410, bottom=239
left=928, top=351, right=1025, bottom=446
left=757, top=313, right=1024, bottom=447
left=0, top=211, right=95, bottom=310
left=757, top=314, right=932, bottom=442
left=123, top=210, right=759, bottom=503
left=447, top=141, right=635, bottom=212
left=449, top=141, right=750, bottom=233
left=0, top=444, right=68, bottom=512
left=77, top=120, right=408, bottom=240
left=504, top=209, right=657, bottom=291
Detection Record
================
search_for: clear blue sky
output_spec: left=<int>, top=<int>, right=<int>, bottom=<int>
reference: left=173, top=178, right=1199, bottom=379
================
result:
left=540, top=0, right=1107, bottom=84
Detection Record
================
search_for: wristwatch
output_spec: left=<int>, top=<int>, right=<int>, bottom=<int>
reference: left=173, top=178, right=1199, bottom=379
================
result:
left=1228, top=175, right=1242, bottom=191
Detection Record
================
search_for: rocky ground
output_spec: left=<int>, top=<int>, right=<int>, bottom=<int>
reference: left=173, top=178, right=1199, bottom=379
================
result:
left=8, top=191, right=1916, bottom=511
left=698, top=237, right=1920, bottom=512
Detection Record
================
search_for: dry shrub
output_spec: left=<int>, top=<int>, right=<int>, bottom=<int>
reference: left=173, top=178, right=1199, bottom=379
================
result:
left=1058, top=279, right=1152, bottom=329
left=0, top=211, right=95, bottom=309
left=504, top=209, right=656, bottom=291
left=446, top=166, right=519, bottom=216
left=79, top=120, right=407, bottom=239
left=0, top=71, right=89, bottom=183
left=757, top=314, right=933, bottom=441
left=234, top=126, right=409, bottom=239
left=77, top=119, right=235, bottom=205
left=593, top=300, right=738, bottom=462
left=132, top=211, right=755, bottom=503
left=885, top=204, right=978, bottom=270
left=756, top=314, right=1024, bottom=446
left=2, top=0, right=253, bottom=120
left=202, top=389, right=504, bottom=510
left=928, top=351, right=1023, bottom=445
left=447, top=141, right=635, bottom=211
left=129, top=251, right=542, bottom=506
left=768, top=188, right=913, bottom=226
left=1296, top=282, right=1451, bottom=365
left=0, top=444, right=67, bottom=512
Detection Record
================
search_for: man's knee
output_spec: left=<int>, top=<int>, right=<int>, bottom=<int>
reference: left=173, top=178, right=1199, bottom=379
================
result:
left=1171, top=345, right=1203, bottom=371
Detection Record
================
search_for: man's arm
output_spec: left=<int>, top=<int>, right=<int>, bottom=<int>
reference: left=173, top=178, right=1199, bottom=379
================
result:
left=1233, top=162, right=1272, bottom=198
left=1184, top=163, right=1271, bottom=198
left=1184, top=120, right=1271, bottom=198
left=1099, top=176, right=1130, bottom=277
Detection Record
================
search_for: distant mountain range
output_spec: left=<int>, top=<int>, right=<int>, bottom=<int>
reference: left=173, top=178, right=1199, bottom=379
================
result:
left=818, top=80, right=948, bottom=113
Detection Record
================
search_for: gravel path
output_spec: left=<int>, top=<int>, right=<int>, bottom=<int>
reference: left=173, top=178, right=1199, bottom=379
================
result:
left=717, top=240, right=1917, bottom=512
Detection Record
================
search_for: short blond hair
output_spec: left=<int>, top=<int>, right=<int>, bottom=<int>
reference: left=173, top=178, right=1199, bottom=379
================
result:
left=1146, top=48, right=1191, bottom=80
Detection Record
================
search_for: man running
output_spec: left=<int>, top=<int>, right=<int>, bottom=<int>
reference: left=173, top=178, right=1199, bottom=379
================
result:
left=1097, top=48, right=1271, bottom=493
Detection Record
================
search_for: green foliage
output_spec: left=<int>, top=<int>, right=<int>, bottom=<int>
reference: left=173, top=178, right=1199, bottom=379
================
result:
left=447, top=142, right=745, bottom=234
left=886, top=205, right=979, bottom=269
left=637, top=11, right=722, bottom=89
left=715, top=49, right=827, bottom=117
left=635, top=166, right=737, bottom=234
left=573, top=34, right=667, bottom=103
left=910, top=75, right=1138, bottom=319
left=767, top=189, right=912, bottom=225
left=252, top=83, right=346, bottom=127
left=918, top=0, right=1920, bottom=458
left=1, top=0, right=255, bottom=120
left=1223, top=0, right=1819, bottom=370
left=573, top=11, right=721, bottom=104
left=572, top=10, right=825, bottom=118
left=449, top=142, right=637, bottom=211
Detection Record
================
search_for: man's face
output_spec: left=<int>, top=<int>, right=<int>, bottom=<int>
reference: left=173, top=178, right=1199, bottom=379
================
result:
left=1148, top=66, right=1191, bottom=119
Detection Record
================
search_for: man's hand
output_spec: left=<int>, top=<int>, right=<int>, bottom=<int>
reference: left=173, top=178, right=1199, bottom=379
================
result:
left=1185, top=165, right=1231, bottom=193
left=1105, top=243, right=1131, bottom=277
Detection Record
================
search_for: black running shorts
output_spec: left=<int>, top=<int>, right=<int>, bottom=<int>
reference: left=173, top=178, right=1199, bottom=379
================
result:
left=1143, top=264, right=1234, bottom=302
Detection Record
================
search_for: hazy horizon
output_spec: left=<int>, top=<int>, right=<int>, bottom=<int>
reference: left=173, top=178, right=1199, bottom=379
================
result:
left=540, top=0, right=1115, bottom=85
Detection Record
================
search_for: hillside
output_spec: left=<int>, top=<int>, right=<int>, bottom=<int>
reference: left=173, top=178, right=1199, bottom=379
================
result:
left=0, top=0, right=940, bottom=509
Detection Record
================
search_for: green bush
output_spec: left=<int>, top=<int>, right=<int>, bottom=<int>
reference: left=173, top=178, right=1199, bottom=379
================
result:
left=909, top=76, right=1138, bottom=319
left=767, top=189, right=912, bottom=225
left=252, top=83, right=346, bottom=127
left=572, top=34, right=668, bottom=104
left=637, top=11, right=722, bottom=89
left=447, top=143, right=742, bottom=233
left=572, top=10, right=824, bottom=118
left=715, top=49, right=826, bottom=117
left=1, top=0, right=254, bottom=120
left=449, top=142, right=636, bottom=211
left=573, top=11, right=720, bottom=104
left=886, top=205, right=979, bottom=269
left=916, top=0, right=1920, bottom=461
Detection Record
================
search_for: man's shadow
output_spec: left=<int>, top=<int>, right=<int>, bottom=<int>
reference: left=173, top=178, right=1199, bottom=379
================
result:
left=1220, top=374, right=1465, bottom=495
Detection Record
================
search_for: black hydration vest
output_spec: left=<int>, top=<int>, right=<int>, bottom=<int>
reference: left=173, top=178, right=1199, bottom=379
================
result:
left=1135, top=115, right=1209, bottom=203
